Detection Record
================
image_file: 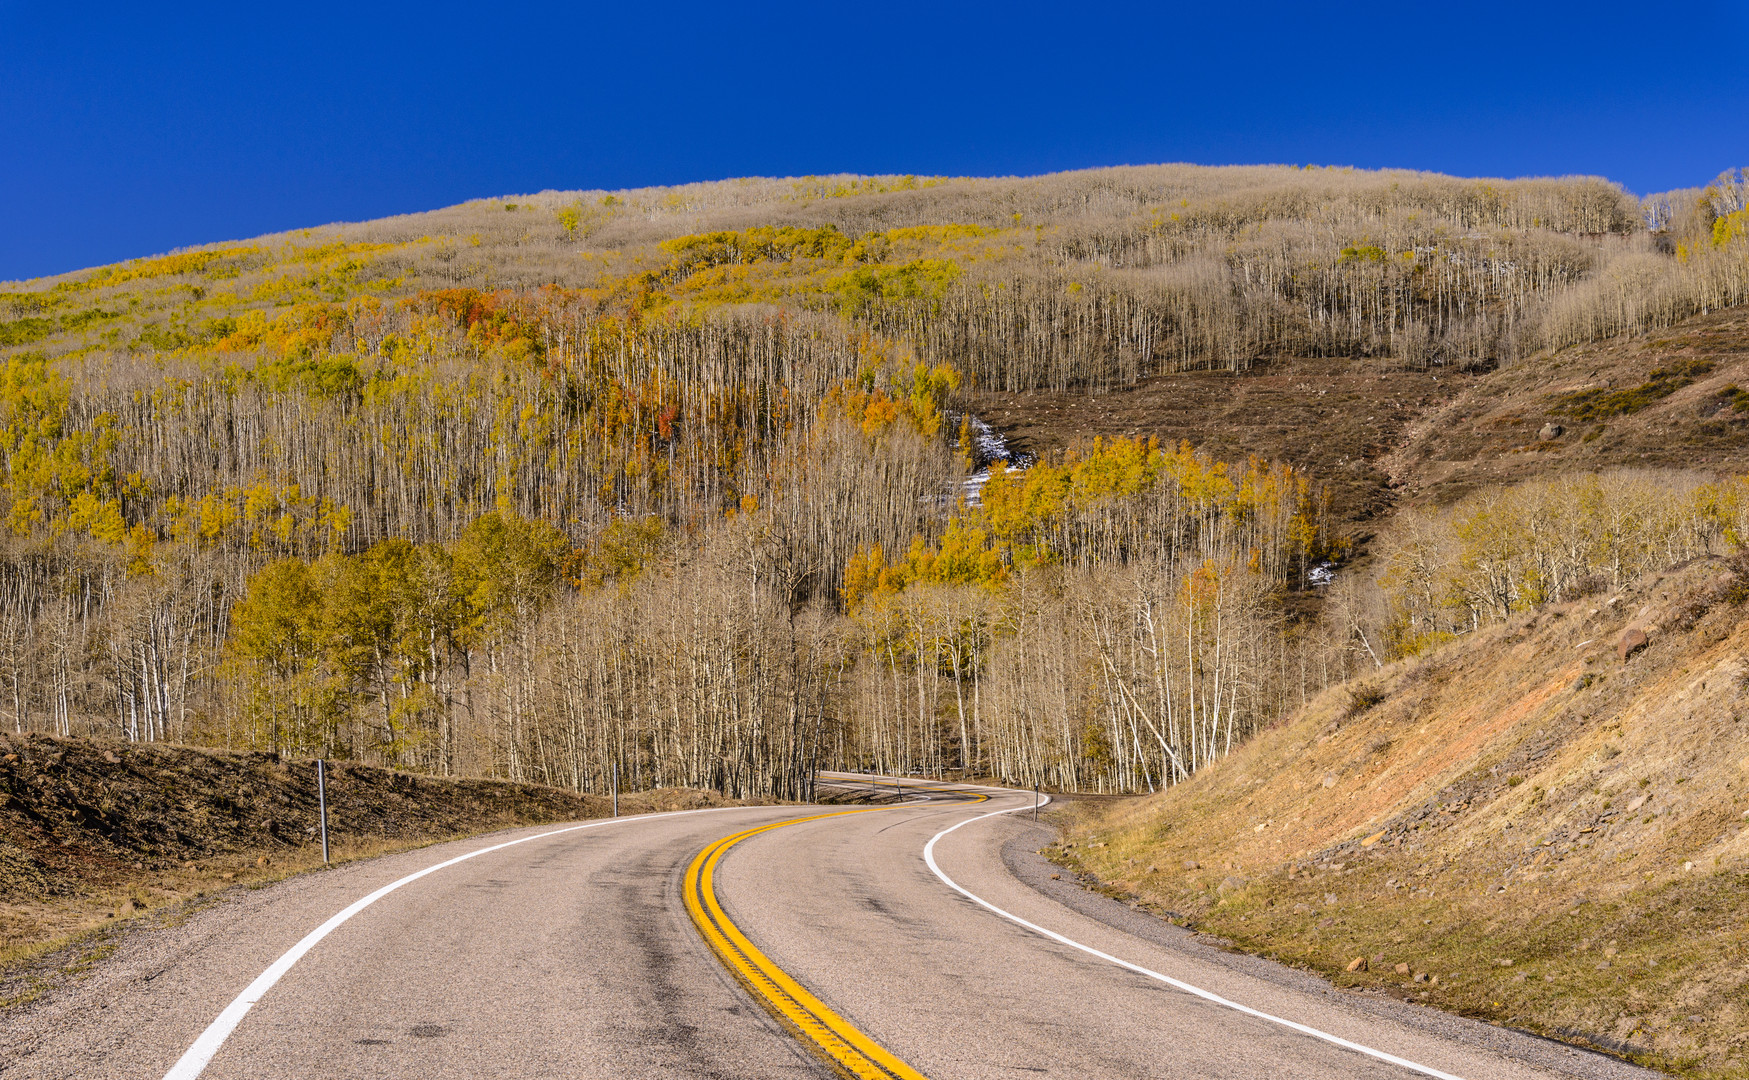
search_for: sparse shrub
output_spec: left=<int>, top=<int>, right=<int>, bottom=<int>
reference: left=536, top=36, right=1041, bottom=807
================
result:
left=1714, top=384, right=1749, bottom=414
left=1724, top=554, right=1749, bottom=605
left=1553, top=359, right=1715, bottom=421
left=1560, top=573, right=1610, bottom=601
left=1347, top=683, right=1388, bottom=718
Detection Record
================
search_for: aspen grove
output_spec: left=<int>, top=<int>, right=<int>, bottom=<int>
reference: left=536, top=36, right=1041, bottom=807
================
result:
left=3, top=163, right=1747, bottom=795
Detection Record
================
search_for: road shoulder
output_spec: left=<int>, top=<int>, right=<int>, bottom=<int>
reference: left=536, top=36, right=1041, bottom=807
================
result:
left=997, top=824, right=1659, bottom=1080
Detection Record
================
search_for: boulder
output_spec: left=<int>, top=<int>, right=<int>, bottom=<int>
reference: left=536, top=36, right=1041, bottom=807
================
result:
left=1538, top=423, right=1564, bottom=441
left=1346, top=957, right=1367, bottom=972
left=1617, top=627, right=1649, bottom=662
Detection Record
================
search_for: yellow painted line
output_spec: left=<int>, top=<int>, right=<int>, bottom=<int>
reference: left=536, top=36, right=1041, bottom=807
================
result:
left=684, top=799, right=980, bottom=1080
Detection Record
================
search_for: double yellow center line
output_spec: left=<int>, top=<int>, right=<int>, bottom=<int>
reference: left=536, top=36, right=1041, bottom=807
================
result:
left=683, top=793, right=982, bottom=1080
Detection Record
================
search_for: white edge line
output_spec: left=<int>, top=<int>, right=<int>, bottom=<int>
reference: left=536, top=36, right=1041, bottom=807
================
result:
left=922, top=800, right=1470, bottom=1080
left=161, top=804, right=759, bottom=1080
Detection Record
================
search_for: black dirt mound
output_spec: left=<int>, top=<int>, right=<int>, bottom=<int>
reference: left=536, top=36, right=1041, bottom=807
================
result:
left=0, top=734, right=630, bottom=901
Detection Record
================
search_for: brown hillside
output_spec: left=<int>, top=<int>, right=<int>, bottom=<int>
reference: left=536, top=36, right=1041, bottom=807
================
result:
left=971, top=307, right=1749, bottom=535
left=968, top=359, right=1454, bottom=527
left=1053, top=557, right=1749, bottom=1077
left=1388, top=307, right=1749, bottom=508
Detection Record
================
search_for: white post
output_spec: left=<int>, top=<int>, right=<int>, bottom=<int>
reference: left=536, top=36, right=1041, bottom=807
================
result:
left=317, top=760, right=330, bottom=864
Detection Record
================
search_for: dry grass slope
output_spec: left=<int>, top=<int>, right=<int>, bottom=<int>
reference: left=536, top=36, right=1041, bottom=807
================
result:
left=1054, top=557, right=1749, bottom=1078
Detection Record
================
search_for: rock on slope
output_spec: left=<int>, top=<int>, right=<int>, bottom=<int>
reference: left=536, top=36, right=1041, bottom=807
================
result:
left=1054, top=556, right=1749, bottom=1077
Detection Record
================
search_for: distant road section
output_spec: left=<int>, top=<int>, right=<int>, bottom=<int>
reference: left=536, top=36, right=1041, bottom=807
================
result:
left=2, top=777, right=1654, bottom=1080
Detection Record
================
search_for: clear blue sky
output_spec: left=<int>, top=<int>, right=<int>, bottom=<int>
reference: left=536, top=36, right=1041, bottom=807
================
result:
left=4, top=0, right=1746, bottom=281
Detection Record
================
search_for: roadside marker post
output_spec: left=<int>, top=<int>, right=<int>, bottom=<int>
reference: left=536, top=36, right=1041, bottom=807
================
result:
left=316, top=759, right=330, bottom=864
left=612, top=761, right=619, bottom=818
left=1033, top=781, right=1039, bottom=820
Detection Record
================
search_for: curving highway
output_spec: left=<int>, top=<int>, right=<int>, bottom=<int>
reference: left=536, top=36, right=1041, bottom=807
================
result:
left=1, top=775, right=1655, bottom=1080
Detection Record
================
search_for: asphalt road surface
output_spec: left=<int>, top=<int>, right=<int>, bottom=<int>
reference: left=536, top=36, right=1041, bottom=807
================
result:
left=1, top=776, right=1658, bottom=1080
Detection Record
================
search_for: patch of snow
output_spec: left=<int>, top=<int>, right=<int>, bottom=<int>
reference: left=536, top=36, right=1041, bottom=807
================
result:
left=938, top=413, right=1034, bottom=508
left=952, top=413, right=1034, bottom=472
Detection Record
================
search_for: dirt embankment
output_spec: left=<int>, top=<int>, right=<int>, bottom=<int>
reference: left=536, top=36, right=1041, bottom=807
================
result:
left=0, top=736, right=746, bottom=976
left=1053, top=557, right=1749, bottom=1078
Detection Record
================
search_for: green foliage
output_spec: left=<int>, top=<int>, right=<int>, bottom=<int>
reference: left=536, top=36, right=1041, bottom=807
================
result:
left=0, top=352, right=130, bottom=538
left=257, top=353, right=363, bottom=397
left=132, top=324, right=196, bottom=352
left=976, top=437, right=1330, bottom=570
left=842, top=518, right=1009, bottom=607
left=0, top=306, right=120, bottom=347
left=575, top=516, right=664, bottom=589
left=0, top=291, right=58, bottom=316
left=661, top=225, right=855, bottom=273
left=831, top=259, right=961, bottom=316
left=8, top=164, right=1741, bottom=800
left=1553, top=359, right=1715, bottom=421
left=226, top=557, right=343, bottom=753
left=1715, top=384, right=1749, bottom=414
left=230, top=558, right=327, bottom=678
left=227, top=512, right=571, bottom=756
left=0, top=317, right=58, bottom=348
left=450, top=510, right=568, bottom=640
left=1337, top=244, right=1389, bottom=264
left=59, top=308, right=121, bottom=333
left=788, top=174, right=949, bottom=199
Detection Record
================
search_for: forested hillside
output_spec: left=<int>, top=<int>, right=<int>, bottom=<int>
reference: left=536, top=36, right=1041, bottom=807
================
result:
left=3, top=163, right=1747, bottom=798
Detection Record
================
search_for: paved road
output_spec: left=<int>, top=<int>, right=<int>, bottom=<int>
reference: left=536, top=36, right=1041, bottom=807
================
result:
left=1, top=777, right=1656, bottom=1080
